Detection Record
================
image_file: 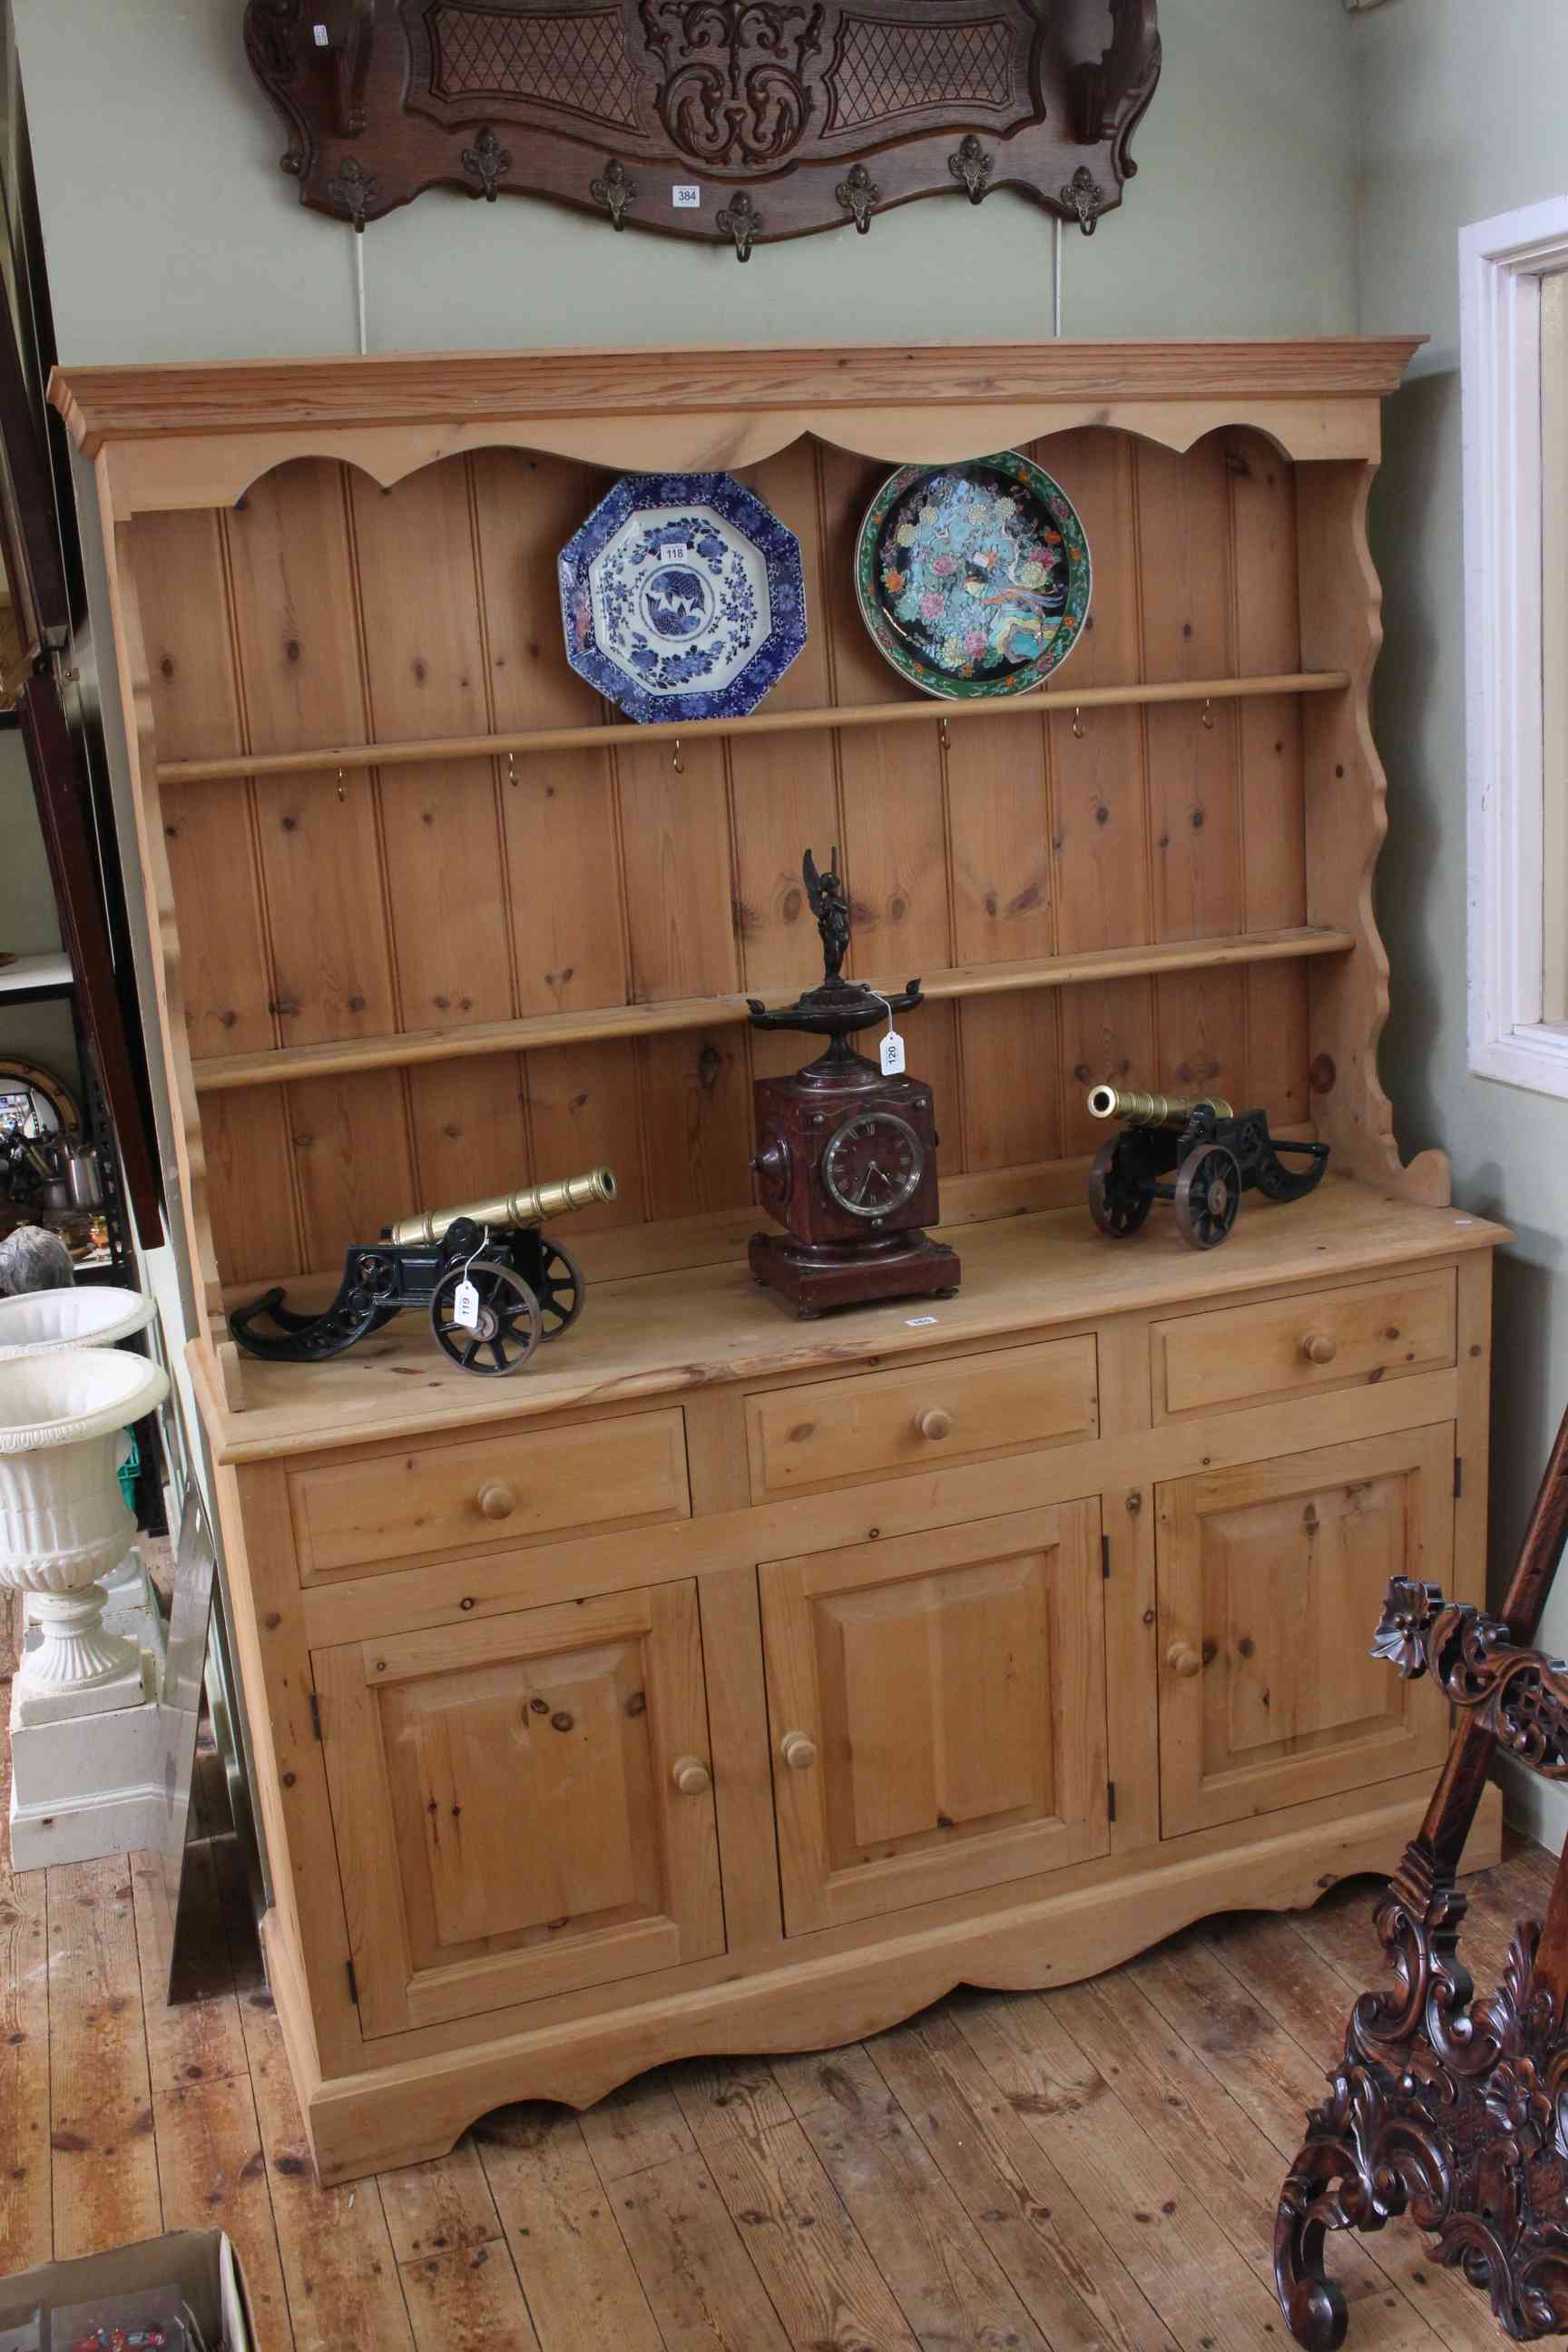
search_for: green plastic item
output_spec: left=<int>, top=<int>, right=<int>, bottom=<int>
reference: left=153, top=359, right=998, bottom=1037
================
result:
left=116, top=1429, right=141, bottom=1511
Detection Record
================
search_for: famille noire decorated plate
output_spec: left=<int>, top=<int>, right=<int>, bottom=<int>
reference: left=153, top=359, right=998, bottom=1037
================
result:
left=558, top=471, right=808, bottom=724
left=855, top=451, right=1092, bottom=700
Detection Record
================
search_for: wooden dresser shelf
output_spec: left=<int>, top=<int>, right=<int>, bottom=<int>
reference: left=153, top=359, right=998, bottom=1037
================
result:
left=190, top=924, right=1357, bottom=1093
left=193, top=1177, right=1507, bottom=1461
left=154, top=670, right=1352, bottom=787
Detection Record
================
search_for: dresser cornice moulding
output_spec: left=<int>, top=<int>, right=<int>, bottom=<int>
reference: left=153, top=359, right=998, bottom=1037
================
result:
left=50, top=337, right=1429, bottom=456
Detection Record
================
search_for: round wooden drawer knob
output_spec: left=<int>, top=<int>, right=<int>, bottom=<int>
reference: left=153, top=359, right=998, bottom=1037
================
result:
left=1166, top=1642, right=1205, bottom=1680
left=671, top=1756, right=711, bottom=1797
left=477, top=1482, right=517, bottom=1521
left=915, top=1408, right=954, bottom=1442
left=1300, top=1332, right=1338, bottom=1367
left=780, top=1731, right=818, bottom=1771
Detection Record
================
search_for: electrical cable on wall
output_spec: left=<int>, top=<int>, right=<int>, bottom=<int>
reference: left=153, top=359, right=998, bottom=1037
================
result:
left=353, top=228, right=368, bottom=357
left=1054, top=214, right=1063, bottom=338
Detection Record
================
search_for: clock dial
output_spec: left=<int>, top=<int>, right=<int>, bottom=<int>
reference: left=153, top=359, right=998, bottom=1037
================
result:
left=821, top=1111, right=925, bottom=1221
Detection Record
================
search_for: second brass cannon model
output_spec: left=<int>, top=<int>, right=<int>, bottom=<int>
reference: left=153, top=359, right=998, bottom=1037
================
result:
left=1086, top=1087, right=1328, bottom=1250
left=230, top=1167, right=615, bottom=1376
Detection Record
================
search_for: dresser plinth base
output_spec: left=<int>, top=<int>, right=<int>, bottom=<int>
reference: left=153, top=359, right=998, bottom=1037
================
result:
left=269, top=1772, right=1503, bottom=2190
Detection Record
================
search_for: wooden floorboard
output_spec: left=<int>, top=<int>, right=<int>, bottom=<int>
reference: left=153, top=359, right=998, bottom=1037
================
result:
left=671, top=2054, right=923, bottom=2351
left=130, top=1845, right=249, bottom=2093
left=799, top=2037, right=1063, bottom=2351
left=0, top=1723, right=1554, bottom=2352
left=44, top=1855, right=162, bottom=2260
left=475, top=2102, right=667, bottom=2352
left=862, top=2014, right=1177, bottom=2352
left=0, top=1711, right=50, bottom=2277
left=151, top=2068, right=295, bottom=2352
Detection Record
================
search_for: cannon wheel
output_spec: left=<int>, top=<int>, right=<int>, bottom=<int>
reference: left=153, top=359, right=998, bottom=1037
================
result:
left=430, top=1260, right=543, bottom=1375
left=1088, top=1141, right=1153, bottom=1238
left=534, top=1239, right=585, bottom=1341
left=1172, top=1142, right=1242, bottom=1251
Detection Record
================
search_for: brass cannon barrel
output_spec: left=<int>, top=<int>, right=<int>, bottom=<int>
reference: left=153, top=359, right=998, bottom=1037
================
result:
left=389, top=1166, right=617, bottom=1248
left=1085, top=1085, right=1234, bottom=1127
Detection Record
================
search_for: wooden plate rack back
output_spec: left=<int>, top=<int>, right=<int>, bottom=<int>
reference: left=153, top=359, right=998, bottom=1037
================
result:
left=48, top=336, right=1440, bottom=1407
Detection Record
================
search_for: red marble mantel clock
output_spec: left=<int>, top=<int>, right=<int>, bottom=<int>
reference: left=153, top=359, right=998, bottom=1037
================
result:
left=747, top=848, right=960, bottom=1318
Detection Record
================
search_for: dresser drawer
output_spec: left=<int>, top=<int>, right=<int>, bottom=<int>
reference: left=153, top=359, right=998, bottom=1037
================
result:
left=1152, top=1269, right=1457, bottom=1420
left=289, top=1407, right=691, bottom=1580
left=746, top=1337, right=1098, bottom=1499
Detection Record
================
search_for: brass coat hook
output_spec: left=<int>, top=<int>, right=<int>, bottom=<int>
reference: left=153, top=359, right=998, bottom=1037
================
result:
left=1200, top=698, right=1216, bottom=730
left=337, top=767, right=347, bottom=802
left=1072, top=708, right=1086, bottom=740
left=672, top=738, right=685, bottom=775
left=836, top=163, right=879, bottom=235
left=948, top=134, right=993, bottom=205
left=716, top=191, right=761, bottom=262
left=590, top=158, right=636, bottom=230
left=1060, top=165, right=1105, bottom=237
left=462, top=126, right=512, bottom=201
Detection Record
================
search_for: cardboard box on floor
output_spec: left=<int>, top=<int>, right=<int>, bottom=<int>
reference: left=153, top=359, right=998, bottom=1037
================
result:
left=0, top=2229, right=251, bottom=2349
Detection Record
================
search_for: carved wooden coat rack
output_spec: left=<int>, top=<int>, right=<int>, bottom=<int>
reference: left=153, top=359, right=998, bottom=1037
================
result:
left=245, top=0, right=1161, bottom=254
left=1276, top=1407, right=1568, bottom=2346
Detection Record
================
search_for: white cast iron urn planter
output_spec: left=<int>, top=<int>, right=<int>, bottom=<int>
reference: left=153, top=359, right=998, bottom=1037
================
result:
left=0, top=1345, right=168, bottom=1717
left=0, top=1284, right=154, bottom=1357
left=0, top=1287, right=158, bottom=1616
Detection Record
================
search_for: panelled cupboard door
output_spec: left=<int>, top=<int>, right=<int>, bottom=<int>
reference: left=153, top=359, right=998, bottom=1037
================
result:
left=1156, top=1425, right=1455, bottom=1838
left=313, top=1582, right=722, bottom=2036
left=760, top=1504, right=1108, bottom=1936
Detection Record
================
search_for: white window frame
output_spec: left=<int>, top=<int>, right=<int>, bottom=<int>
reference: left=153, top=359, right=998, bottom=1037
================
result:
left=1464, top=192, right=1568, bottom=1095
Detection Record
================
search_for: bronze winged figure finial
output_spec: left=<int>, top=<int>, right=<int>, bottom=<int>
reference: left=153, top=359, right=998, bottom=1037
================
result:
left=803, top=846, right=851, bottom=985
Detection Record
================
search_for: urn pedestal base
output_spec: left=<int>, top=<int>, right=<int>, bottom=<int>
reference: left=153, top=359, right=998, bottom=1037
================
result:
left=27, top=1547, right=163, bottom=1649
left=8, top=1680, right=163, bottom=1868
left=14, top=1618, right=152, bottom=1730
left=12, top=1594, right=153, bottom=1726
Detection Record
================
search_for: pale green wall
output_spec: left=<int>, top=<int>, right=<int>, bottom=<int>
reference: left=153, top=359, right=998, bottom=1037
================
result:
left=1352, top=0, right=1568, bottom=1847
left=14, top=0, right=1358, bottom=359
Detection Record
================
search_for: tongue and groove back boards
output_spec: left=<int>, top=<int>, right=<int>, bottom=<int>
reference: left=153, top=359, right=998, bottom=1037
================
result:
left=129, top=413, right=1333, bottom=1299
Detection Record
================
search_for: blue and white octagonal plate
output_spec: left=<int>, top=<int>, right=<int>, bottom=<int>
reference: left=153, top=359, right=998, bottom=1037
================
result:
left=558, top=472, right=808, bottom=724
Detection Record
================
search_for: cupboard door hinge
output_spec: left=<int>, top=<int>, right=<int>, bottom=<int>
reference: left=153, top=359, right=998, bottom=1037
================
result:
left=347, top=1957, right=359, bottom=2006
left=309, top=1690, right=323, bottom=1740
left=1101, top=1534, right=1111, bottom=1580
left=1455, top=1456, right=1464, bottom=1500
left=1107, top=1779, right=1117, bottom=1823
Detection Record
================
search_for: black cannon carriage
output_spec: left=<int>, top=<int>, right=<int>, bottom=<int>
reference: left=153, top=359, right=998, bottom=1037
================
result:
left=1085, top=1088, right=1328, bottom=1250
left=229, top=1166, right=616, bottom=1375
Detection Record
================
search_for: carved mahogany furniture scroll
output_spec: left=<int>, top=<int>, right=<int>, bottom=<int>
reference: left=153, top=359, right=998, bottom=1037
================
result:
left=1276, top=1407, right=1568, bottom=2347
left=244, top=0, right=1161, bottom=250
